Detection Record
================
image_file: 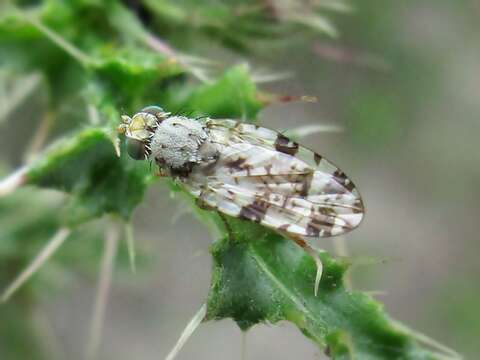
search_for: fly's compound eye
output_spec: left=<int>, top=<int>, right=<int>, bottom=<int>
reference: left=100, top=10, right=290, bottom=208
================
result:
left=141, top=106, right=164, bottom=115
left=126, top=138, right=146, bottom=160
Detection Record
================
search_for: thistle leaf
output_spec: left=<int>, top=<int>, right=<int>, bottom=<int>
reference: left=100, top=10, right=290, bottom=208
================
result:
left=205, top=217, right=458, bottom=360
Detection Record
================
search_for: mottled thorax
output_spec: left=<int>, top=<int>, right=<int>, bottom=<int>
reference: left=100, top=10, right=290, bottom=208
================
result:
left=150, top=116, right=218, bottom=175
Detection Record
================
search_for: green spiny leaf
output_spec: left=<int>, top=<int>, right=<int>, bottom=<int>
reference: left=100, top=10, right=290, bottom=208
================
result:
left=205, top=218, right=448, bottom=359
left=172, top=65, right=262, bottom=119
left=25, top=128, right=152, bottom=225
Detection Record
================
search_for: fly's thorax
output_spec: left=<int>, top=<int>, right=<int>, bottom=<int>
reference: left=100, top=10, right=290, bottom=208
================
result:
left=150, top=116, right=212, bottom=170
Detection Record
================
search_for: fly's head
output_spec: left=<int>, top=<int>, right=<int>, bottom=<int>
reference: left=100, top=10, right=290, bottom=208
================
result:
left=118, top=106, right=170, bottom=160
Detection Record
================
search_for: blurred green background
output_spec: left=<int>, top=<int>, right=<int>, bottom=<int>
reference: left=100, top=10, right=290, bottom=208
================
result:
left=0, top=0, right=479, bottom=359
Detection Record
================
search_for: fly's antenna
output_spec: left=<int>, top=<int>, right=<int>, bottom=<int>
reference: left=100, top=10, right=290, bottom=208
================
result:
left=118, top=115, right=132, bottom=134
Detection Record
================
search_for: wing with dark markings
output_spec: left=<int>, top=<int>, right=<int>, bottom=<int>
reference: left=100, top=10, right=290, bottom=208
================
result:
left=185, top=119, right=364, bottom=237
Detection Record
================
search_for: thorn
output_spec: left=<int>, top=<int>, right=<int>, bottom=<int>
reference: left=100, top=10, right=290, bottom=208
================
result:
left=125, top=223, right=136, bottom=274
left=113, top=136, right=121, bottom=157
left=312, top=252, right=323, bottom=297
left=0, top=72, right=41, bottom=124
left=257, top=92, right=319, bottom=107
left=165, top=304, right=207, bottom=360
left=251, top=70, right=293, bottom=84
left=21, top=12, right=94, bottom=65
left=333, top=236, right=351, bottom=290
left=241, top=330, right=247, bottom=360
left=0, top=166, right=28, bottom=197
left=1, top=228, right=70, bottom=303
left=392, top=320, right=463, bottom=360
left=87, top=105, right=100, bottom=126
left=85, top=223, right=119, bottom=360
left=286, top=124, right=344, bottom=140
left=364, top=290, right=388, bottom=297
left=313, top=42, right=391, bottom=72
left=23, top=111, right=54, bottom=163
left=289, top=236, right=324, bottom=296
left=300, top=95, right=318, bottom=103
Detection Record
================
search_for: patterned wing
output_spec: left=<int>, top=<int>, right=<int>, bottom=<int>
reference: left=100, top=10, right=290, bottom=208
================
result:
left=185, top=119, right=364, bottom=237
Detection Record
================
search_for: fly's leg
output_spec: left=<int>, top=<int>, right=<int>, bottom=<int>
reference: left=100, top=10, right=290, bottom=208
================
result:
left=195, top=188, right=216, bottom=211
left=289, top=235, right=323, bottom=296
left=218, top=213, right=235, bottom=242
left=195, top=197, right=215, bottom=211
left=195, top=191, right=234, bottom=241
left=153, top=159, right=170, bottom=177
left=154, top=168, right=168, bottom=177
